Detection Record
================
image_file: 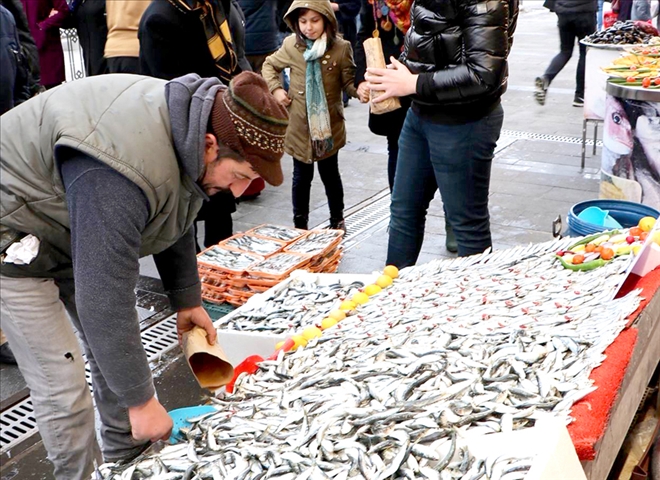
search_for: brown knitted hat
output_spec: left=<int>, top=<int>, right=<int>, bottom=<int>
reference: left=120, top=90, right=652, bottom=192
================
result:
left=210, top=72, right=289, bottom=186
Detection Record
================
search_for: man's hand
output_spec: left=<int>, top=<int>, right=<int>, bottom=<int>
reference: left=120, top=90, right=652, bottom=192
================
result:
left=176, top=306, right=217, bottom=345
left=365, top=57, right=418, bottom=103
left=128, top=396, right=173, bottom=442
left=273, top=88, right=291, bottom=107
left=357, top=82, right=370, bottom=103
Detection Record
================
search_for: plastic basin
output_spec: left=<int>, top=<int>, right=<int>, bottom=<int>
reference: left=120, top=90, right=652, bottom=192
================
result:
left=567, top=199, right=659, bottom=236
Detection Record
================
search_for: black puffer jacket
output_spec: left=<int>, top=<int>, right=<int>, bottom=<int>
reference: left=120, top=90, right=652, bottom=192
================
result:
left=401, top=0, right=519, bottom=123
left=554, top=0, right=597, bottom=14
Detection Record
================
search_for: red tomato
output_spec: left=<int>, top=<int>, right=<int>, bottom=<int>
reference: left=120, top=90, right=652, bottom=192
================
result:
left=572, top=254, right=585, bottom=265
left=642, top=77, right=652, bottom=88
left=626, top=76, right=637, bottom=82
left=626, top=235, right=635, bottom=244
left=640, top=231, right=649, bottom=241
left=585, top=243, right=596, bottom=253
left=630, top=226, right=643, bottom=237
left=655, top=78, right=660, bottom=86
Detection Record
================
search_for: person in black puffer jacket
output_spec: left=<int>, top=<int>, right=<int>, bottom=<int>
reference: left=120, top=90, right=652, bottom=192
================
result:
left=365, top=0, right=518, bottom=267
left=534, top=0, right=597, bottom=107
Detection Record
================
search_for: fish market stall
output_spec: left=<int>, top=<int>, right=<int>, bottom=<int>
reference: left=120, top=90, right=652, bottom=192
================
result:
left=95, top=227, right=660, bottom=479
left=600, top=80, right=660, bottom=210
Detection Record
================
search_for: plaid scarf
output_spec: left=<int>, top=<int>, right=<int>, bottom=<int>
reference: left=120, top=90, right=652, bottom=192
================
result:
left=303, top=35, right=333, bottom=159
left=168, top=0, right=238, bottom=83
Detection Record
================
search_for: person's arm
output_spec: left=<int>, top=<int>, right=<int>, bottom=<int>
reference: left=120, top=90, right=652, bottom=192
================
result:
left=139, top=12, right=192, bottom=80
left=340, top=41, right=358, bottom=98
left=60, top=151, right=171, bottom=441
left=152, top=228, right=217, bottom=344
left=38, top=0, right=70, bottom=30
left=230, top=0, right=252, bottom=73
left=261, top=42, right=289, bottom=92
left=415, top=1, right=512, bottom=104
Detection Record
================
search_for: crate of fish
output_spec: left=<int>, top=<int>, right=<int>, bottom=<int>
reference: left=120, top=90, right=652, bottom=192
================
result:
left=305, top=245, right=342, bottom=272
left=284, top=229, right=344, bottom=257
left=201, top=283, right=228, bottom=304
left=245, top=224, right=306, bottom=243
left=197, top=245, right=263, bottom=276
left=218, top=233, right=286, bottom=257
left=245, top=252, right=311, bottom=280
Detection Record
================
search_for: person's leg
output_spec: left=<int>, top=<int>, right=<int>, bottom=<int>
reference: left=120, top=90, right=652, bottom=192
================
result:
left=246, top=53, right=273, bottom=75
left=574, top=13, right=597, bottom=103
left=597, top=0, right=604, bottom=30
left=106, top=56, right=140, bottom=74
left=386, top=133, right=399, bottom=192
left=292, top=159, right=314, bottom=229
left=0, top=275, right=101, bottom=479
left=543, top=15, right=577, bottom=84
left=386, top=110, right=438, bottom=268
left=317, top=152, right=345, bottom=228
left=55, top=278, right=149, bottom=463
left=428, top=104, right=504, bottom=257
left=75, top=0, right=108, bottom=76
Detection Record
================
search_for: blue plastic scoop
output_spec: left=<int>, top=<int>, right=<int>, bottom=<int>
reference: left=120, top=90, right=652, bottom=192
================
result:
left=577, top=206, right=622, bottom=229
left=167, top=405, right=217, bottom=443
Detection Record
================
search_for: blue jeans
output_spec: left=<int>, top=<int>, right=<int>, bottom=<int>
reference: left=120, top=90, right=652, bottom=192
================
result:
left=386, top=105, right=504, bottom=267
left=597, top=0, right=604, bottom=30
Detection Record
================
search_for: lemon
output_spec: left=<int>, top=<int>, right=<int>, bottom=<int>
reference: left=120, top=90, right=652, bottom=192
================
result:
left=383, top=265, right=399, bottom=279
left=639, top=216, right=656, bottom=232
left=302, top=326, right=322, bottom=340
left=321, top=317, right=338, bottom=330
left=339, top=300, right=356, bottom=311
left=572, top=244, right=586, bottom=253
left=328, top=309, right=346, bottom=321
left=275, top=341, right=285, bottom=350
left=632, top=245, right=643, bottom=256
left=291, top=335, right=307, bottom=349
left=364, top=284, right=382, bottom=296
left=376, top=275, right=393, bottom=288
left=352, top=292, right=369, bottom=305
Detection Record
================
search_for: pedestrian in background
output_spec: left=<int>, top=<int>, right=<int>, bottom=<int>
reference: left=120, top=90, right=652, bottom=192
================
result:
left=238, top=0, right=289, bottom=74
left=263, top=0, right=358, bottom=231
left=105, top=0, right=151, bottom=74
left=73, top=0, right=107, bottom=76
left=331, top=0, right=359, bottom=106
left=534, top=0, right=597, bottom=107
left=366, top=0, right=518, bottom=266
left=139, top=0, right=251, bottom=250
left=1, top=0, right=42, bottom=96
left=20, top=0, right=70, bottom=89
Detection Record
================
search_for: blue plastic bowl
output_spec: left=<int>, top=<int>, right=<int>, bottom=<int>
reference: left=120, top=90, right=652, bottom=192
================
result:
left=567, top=199, right=659, bottom=237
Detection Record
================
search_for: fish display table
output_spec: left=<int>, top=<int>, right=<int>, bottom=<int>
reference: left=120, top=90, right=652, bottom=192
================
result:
left=575, top=268, right=660, bottom=480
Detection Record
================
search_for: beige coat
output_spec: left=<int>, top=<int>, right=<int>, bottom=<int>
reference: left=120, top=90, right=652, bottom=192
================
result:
left=105, top=0, right=152, bottom=58
left=262, top=0, right=357, bottom=163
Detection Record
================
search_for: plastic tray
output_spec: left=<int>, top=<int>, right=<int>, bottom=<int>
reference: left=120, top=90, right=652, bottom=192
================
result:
left=219, top=233, right=286, bottom=257
left=284, top=229, right=344, bottom=257
left=197, top=245, right=264, bottom=276
left=246, top=252, right=311, bottom=279
left=246, top=224, right=306, bottom=243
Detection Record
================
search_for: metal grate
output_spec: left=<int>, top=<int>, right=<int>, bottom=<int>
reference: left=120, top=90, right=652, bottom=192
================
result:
left=0, top=316, right=179, bottom=454
left=501, top=129, right=603, bottom=147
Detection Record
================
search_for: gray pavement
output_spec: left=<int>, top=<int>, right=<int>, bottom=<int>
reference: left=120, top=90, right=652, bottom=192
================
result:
left=1, top=3, right=606, bottom=477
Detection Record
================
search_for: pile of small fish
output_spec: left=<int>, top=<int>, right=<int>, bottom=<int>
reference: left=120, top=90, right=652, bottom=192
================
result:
left=286, top=231, right=343, bottom=256
left=216, top=278, right=365, bottom=334
left=102, top=238, right=641, bottom=479
left=250, top=225, right=305, bottom=243
left=224, top=234, right=285, bottom=256
left=250, top=253, right=310, bottom=276
left=198, top=246, right=262, bottom=271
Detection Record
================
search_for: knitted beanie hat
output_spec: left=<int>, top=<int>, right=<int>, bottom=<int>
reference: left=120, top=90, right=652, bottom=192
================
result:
left=210, top=72, right=289, bottom=186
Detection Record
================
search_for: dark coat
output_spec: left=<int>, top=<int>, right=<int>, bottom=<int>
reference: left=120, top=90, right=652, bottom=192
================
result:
left=237, top=0, right=286, bottom=56
left=401, top=0, right=518, bottom=112
left=554, top=0, right=597, bottom=14
left=0, top=5, right=20, bottom=114
left=138, top=0, right=251, bottom=81
left=334, top=0, right=360, bottom=45
left=1, top=0, right=41, bottom=95
left=20, top=0, right=70, bottom=87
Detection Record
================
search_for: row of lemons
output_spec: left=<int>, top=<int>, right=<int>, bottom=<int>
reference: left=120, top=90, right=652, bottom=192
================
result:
left=274, top=265, right=400, bottom=351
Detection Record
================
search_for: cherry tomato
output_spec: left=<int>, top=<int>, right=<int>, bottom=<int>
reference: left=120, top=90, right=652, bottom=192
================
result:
left=626, top=235, right=635, bottom=244
left=556, top=250, right=565, bottom=257
left=630, top=65, right=638, bottom=71
left=626, top=76, right=637, bottom=83
left=572, top=254, right=585, bottom=265
left=642, top=49, right=650, bottom=55
left=640, top=231, right=649, bottom=241
left=600, top=248, right=614, bottom=261
left=585, top=243, right=596, bottom=253
left=630, top=226, right=643, bottom=237
left=595, top=245, right=604, bottom=253
left=642, top=77, right=652, bottom=88
left=655, top=78, right=660, bottom=86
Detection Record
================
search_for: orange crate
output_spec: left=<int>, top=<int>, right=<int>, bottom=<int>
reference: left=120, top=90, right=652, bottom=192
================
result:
left=218, top=233, right=286, bottom=257
left=197, top=245, right=263, bottom=276
left=246, top=252, right=311, bottom=280
left=246, top=224, right=306, bottom=243
left=284, top=229, right=344, bottom=257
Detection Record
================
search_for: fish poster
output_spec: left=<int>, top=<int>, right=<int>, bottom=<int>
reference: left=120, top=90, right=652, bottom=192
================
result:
left=601, top=94, right=660, bottom=210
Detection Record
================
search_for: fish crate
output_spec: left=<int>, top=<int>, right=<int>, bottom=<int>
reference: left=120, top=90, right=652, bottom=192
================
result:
left=283, top=229, right=344, bottom=257
left=245, top=252, right=312, bottom=280
left=245, top=224, right=306, bottom=243
left=197, top=245, right=264, bottom=277
left=218, top=233, right=287, bottom=257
